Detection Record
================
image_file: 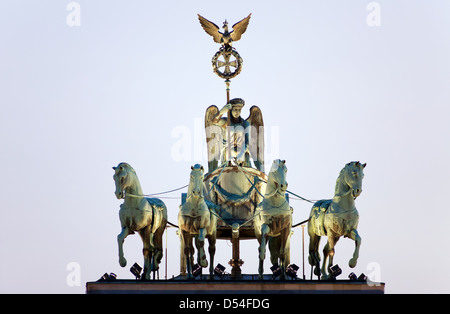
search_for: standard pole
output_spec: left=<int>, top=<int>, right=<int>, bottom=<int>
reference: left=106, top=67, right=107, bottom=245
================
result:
left=301, top=224, right=306, bottom=280
left=165, top=225, right=168, bottom=280
left=225, top=79, right=231, bottom=164
left=225, top=79, right=230, bottom=103
left=229, top=224, right=243, bottom=279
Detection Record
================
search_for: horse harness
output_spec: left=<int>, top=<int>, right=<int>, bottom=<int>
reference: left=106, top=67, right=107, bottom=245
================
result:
left=311, top=200, right=359, bottom=237
left=121, top=198, right=165, bottom=234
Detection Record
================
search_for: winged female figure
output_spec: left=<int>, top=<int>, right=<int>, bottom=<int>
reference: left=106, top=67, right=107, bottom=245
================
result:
left=205, top=98, right=264, bottom=173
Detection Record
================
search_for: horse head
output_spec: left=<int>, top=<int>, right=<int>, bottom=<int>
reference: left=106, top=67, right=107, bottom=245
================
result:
left=187, top=164, right=205, bottom=199
left=341, top=161, right=366, bottom=199
left=112, top=162, right=135, bottom=199
left=265, top=159, right=288, bottom=198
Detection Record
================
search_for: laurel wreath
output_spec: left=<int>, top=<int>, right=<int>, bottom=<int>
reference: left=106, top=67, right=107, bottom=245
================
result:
left=211, top=49, right=243, bottom=79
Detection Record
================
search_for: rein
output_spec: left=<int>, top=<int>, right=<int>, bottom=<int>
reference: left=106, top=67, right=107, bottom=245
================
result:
left=123, top=185, right=189, bottom=198
left=334, top=185, right=360, bottom=201
left=334, top=188, right=353, bottom=199
left=118, top=164, right=320, bottom=230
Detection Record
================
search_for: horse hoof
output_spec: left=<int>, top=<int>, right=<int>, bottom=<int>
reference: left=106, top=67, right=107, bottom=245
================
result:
left=151, top=265, right=159, bottom=272
left=349, top=258, right=357, bottom=268
left=200, top=260, right=208, bottom=268
left=314, top=267, right=321, bottom=277
left=119, top=257, right=127, bottom=267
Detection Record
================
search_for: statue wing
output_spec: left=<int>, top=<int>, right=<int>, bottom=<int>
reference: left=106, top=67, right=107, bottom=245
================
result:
left=246, top=105, right=264, bottom=172
left=198, top=14, right=223, bottom=44
left=205, top=105, right=222, bottom=173
left=205, top=105, right=219, bottom=129
left=230, top=13, right=252, bottom=42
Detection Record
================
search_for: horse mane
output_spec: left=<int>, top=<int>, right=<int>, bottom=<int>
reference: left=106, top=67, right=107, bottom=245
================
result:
left=334, top=167, right=346, bottom=195
left=334, top=161, right=364, bottom=195
left=117, top=162, right=136, bottom=174
left=187, top=164, right=205, bottom=199
left=191, top=164, right=203, bottom=172
left=265, top=159, right=285, bottom=198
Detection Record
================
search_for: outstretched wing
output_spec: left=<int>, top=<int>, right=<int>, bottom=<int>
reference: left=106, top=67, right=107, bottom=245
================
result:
left=198, top=14, right=222, bottom=44
left=230, top=13, right=252, bottom=42
left=246, top=105, right=264, bottom=172
left=205, top=105, right=222, bottom=173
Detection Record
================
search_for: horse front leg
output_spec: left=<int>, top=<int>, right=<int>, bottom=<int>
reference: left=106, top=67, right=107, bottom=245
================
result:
left=207, top=233, right=216, bottom=278
left=181, top=231, right=194, bottom=279
left=258, top=224, right=270, bottom=279
left=179, top=230, right=186, bottom=275
left=348, top=229, right=361, bottom=268
left=278, top=228, right=291, bottom=280
left=117, top=226, right=130, bottom=268
left=196, top=228, right=208, bottom=268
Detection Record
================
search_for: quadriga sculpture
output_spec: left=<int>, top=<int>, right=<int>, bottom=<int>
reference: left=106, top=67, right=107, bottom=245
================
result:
left=308, top=161, right=366, bottom=280
left=178, top=164, right=218, bottom=279
left=254, top=159, right=293, bottom=279
left=112, top=162, right=167, bottom=280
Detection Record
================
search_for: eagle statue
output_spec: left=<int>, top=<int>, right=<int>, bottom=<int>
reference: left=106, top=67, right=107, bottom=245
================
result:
left=198, top=13, right=252, bottom=51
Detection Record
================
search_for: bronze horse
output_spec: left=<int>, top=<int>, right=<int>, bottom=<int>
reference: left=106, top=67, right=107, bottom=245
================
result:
left=308, top=161, right=366, bottom=279
left=178, top=164, right=218, bottom=279
left=113, top=162, right=167, bottom=280
left=254, top=160, right=293, bottom=279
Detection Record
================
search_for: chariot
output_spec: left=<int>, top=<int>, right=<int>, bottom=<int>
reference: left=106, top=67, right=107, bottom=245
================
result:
left=203, top=165, right=268, bottom=278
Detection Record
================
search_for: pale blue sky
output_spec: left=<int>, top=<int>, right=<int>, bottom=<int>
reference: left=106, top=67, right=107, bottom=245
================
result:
left=1, top=0, right=449, bottom=293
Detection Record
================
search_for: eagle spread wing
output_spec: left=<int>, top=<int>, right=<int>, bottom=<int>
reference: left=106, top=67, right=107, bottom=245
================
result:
left=198, top=14, right=222, bottom=44
left=230, top=13, right=252, bottom=42
left=246, top=105, right=264, bottom=172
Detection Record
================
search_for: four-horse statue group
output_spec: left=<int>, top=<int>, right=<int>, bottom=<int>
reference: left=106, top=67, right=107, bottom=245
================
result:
left=112, top=100, right=366, bottom=281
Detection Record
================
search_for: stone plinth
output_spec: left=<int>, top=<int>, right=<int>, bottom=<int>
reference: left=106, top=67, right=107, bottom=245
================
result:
left=86, top=275, right=384, bottom=294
